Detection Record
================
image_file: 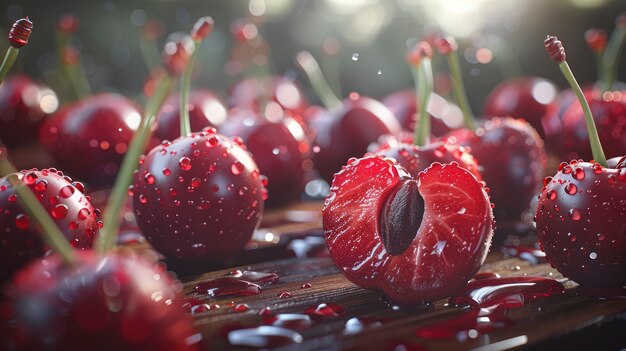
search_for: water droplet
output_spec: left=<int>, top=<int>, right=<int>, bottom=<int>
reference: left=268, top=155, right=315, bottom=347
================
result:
left=231, top=161, right=245, bottom=175
left=572, top=168, right=585, bottom=180
left=23, top=172, right=38, bottom=185
left=59, top=185, right=75, bottom=198
left=568, top=208, right=581, bottom=221
left=233, top=303, right=250, bottom=313
left=179, top=157, right=192, bottom=171
left=272, top=148, right=280, bottom=155
left=191, top=178, right=202, bottom=187
left=144, top=173, right=155, bottom=184
left=351, top=53, right=360, bottom=61
left=139, top=194, right=148, bottom=204
left=15, top=213, right=30, bottom=230
left=589, top=252, right=597, bottom=260
left=457, top=207, right=466, bottom=215
left=377, top=69, right=382, bottom=75
left=162, top=168, right=171, bottom=176
left=547, top=189, right=557, bottom=200
left=77, top=208, right=90, bottom=220
left=565, top=183, right=577, bottom=195
left=51, top=204, right=69, bottom=219
left=278, top=292, right=292, bottom=299
left=300, top=283, right=312, bottom=289
left=7, top=194, right=17, bottom=203
left=207, top=136, right=219, bottom=147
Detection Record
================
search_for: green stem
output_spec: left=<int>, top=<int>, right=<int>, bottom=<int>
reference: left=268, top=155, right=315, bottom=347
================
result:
left=602, top=26, right=626, bottom=91
left=0, top=158, right=75, bottom=264
left=558, top=61, right=607, bottom=166
left=180, top=39, right=200, bottom=137
left=97, top=74, right=173, bottom=252
left=297, top=52, right=342, bottom=110
left=412, top=58, right=433, bottom=146
left=56, top=32, right=91, bottom=100
left=0, top=47, right=19, bottom=86
left=446, top=51, right=477, bottom=131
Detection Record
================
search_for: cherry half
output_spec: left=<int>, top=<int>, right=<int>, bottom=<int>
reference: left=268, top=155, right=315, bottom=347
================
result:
left=0, top=75, right=58, bottom=148
left=219, top=107, right=310, bottom=207
left=0, top=168, right=99, bottom=281
left=2, top=251, right=200, bottom=351
left=323, top=156, right=493, bottom=305
left=39, top=93, right=143, bottom=186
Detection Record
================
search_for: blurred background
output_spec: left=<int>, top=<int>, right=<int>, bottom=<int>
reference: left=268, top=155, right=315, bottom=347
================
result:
left=3, top=0, right=626, bottom=113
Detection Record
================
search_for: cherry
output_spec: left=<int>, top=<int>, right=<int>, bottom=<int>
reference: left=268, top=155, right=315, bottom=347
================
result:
left=323, top=156, right=493, bottom=304
left=0, top=75, right=58, bottom=147
left=39, top=93, right=143, bottom=186
left=153, top=89, right=228, bottom=142
left=1, top=251, right=200, bottom=351
left=536, top=36, right=626, bottom=290
left=0, top=168, right=99, bottom=281
left=297, top=52, right=401, bottom=182
left=229, top=76, right=309, bottom=117
left=219, top=107, right=310, bottom=207
left=483, top=77, right=559, bottom=139
left=435, top=35, right=547, bottom=228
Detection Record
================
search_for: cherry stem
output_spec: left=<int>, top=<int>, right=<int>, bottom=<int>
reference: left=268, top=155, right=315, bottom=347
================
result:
left=412, top=58, right=433, bottom=146
left=0, top=47, right=19, bottom=86
left=98, top=74, right=174, bottom=252
left=0, top=155, right=76, bottom=264
left=179, top=38, right=200, bottom=137
left=296, top=51, right=342, bottom=110
left=56, top=32, right=91, bottom=100
left=445, top=50, right=477, bottom=131
left=558, top=61, right=608, bottom=166
left=602, top=23, right=626, bottom=91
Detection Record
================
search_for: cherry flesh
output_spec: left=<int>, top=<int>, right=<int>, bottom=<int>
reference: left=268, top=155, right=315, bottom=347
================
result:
left=1, top=251, right=199, bottom=351
left=444, top=117, right=547, bottom=227
left=483, top=77, right=559, bottom=139
left=310, top=94, right=401, bottom=182
left=323, top=155, right=493, bottom=304
left=229, top=76, right=309, bottom=117
left=0, top=75, right=58, bottom=147
left=382, top=89, right=456, bottom=137
left=153, top=89, right=228, bottom=142
left=219, top=108, right=310, bottom=207
left=39, top=93, right=143, bottom=186
left=536, top=158, right=626, bottom=289
left=132, top=129, right=266, bottom=260
left=0, top=168, right=99, bottom=281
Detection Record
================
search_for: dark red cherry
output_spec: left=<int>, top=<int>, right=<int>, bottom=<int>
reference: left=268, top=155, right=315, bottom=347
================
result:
left=219, top=107, right=310, bottom=207
left=133, top=130, right=266, bottom=260
left=310, top=94, right=401, bottom=182
left=382, top=89, right=459, bottom=137
left=0, top=168, right=99, bottom=281
left=229, top=76, right=309, bottom=117
left=323, top=156, right=493, bottom=304
left=483, top=77, right=559, bottom=139
left=1, top=251, right=199, bottom=351
left=153, top=89, right=228, bottom=142
left=39, top=93, right=143, bottom=186
left=444, top=117, right=547, bottom=227
left=536, top=158, right=626, bottom=288
left=0, top=75, right=58, bottom=147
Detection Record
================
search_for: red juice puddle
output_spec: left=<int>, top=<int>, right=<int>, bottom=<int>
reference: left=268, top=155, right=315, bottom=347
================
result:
left=343, top=317, right=386, bottom=335
left=226, top=269, right=279, bottom=285
left=415, top=276, right=565, bottom=342
left=501, top=241, right=546, bottom=265
left=227, top=326, right=303, bottom=348
left=182, top=298, right=220, bottom=314
left=304, top=302, right=345, bottom=320
left=194, top=278, right=261, bottom=298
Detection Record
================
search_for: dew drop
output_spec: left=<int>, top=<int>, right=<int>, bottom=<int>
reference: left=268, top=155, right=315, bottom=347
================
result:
left=572, top=168, right=585, bottom=180
left=564, top=183, right=577, bottom=195
left=589, top=252, right=597, bottom=260
left=231, top=161, right=245, bottom=175
left=145, top=173, right=155, bottom=184
left=77, top=208, right=90, bottom=220
left=547, top=189, right=557, bottom=200
left=15, top=213, right=30, bottom=230
left=23, top=172, right=38, bottom=185
left=351, top=53, right=360, bottom=61
left=568, top=208, right=581, bottom=221
left=59, top=185, right=75, bottom=198
left=191, top=178, right=202, bottom=187
left=162, top=168, right=171, bottom=176
left=51, top=204, right=69, bottom=219
left=179, top=157, right=192, bottom=171
left=139, top=194, right=148, bottom=204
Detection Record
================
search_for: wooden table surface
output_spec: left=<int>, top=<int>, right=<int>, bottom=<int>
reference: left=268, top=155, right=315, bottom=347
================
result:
left=160, top=201, right=626, bottom=351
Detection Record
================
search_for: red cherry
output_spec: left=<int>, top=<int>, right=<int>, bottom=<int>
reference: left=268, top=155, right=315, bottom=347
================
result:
left=382, top=89, right=459, bottom=136
left=153, top=90, right=228, bottom=142
left=229, top=76, right=309, bottom=117
left=310, top=94, right=401, bottom=182
left=133, top=131, right=266, bottom=260
left=323, top=156, right=493, bottom=304
left=0, top=75, right=58, bottom=147
left=0, top=169, right=99, bottom=281
left=536, top=158, right=626, bottom=288
left=1, top=251, right=199, bottom=350
left=483, top=77, right=559, bottom=139
left=219, top=108, right=310, bottom=207
left=39, top=93, right=143, bottom=185
left=444, top=117, right=547, bottom=227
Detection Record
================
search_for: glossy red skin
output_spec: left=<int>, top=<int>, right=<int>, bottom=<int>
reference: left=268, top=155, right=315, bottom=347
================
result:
left=219, top=109, right=310, bottom=207
left=1, top=251, right=199, bottom=351
left=310, top=96, right=402, bottom=182
left=39, top=93, right=143, bottom=186
left=483, top=77, right=559, bottom=139
left=153, top=89, right=228, bottom=142
left=0, top=75, right=57, bottom=147
left=371, top=136, right=482, bottom=181
left=0, top=169, right=99, bottom=282
left=554, top=93, right=626, bottom=162
left=444, top=117, right=547, bottom=224
left=382, top=89, right=454, bottom=137
left=229, top=76, right=309, bottom=116
left=323, top=156, right=493, bottom=304
left=536, top=158, right=626, bottom=288
left=133, top=131, right=266, bottom=260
